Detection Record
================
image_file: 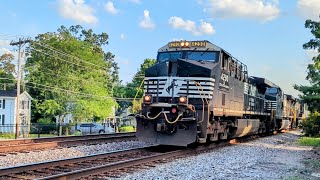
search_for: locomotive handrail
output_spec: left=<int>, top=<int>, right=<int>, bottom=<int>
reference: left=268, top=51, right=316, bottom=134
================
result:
left=146, top=111, right=183, bottom=124
left=164, top=112, right=183, bottom=124
left=146, top=112, right=162, bottom=120
left=133, top=78, right=145, bottom=111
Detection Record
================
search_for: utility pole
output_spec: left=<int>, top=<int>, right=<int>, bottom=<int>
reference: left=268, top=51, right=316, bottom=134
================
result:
left=10, top=38, right=31, bottom=139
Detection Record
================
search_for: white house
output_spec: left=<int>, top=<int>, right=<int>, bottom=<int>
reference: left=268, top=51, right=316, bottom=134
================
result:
left=0, top=90, right=33, bottom=133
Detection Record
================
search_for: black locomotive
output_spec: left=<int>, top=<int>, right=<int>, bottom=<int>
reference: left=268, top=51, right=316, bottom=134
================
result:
left=136, top=40, right=306, bottom=146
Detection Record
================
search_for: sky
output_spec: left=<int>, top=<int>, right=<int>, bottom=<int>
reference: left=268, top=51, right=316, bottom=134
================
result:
left=0, top=0, right=319, bottom=97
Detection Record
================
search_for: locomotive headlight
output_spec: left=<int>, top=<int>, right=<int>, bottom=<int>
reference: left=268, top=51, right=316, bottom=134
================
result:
left=185, top=42, right=189, bottom=46
left=143, top=95, right=152, bottom=104
left=179, top=96, right=187, bottom=104
left=180, top=42, right=185, bottom=47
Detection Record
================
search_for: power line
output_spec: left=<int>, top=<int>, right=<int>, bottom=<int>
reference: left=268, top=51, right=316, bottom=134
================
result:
left=0, top=33, right=26, bottom=38
left=31, top=48, right=103, bottom=72
left=10, top=37, right=31, bottom=139
left=0, top=77, right=136, bottom=101
left=32, top=41, right=105, bottom=69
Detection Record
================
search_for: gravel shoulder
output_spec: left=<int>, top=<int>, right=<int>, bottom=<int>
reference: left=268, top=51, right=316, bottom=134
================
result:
left=0, top=141, right=149, bottom=168
left=121, top=131, right=315, bottom=180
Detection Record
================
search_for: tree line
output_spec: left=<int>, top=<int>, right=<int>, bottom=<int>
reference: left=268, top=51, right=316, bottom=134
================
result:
left=0, top=25, right=155, bottom=127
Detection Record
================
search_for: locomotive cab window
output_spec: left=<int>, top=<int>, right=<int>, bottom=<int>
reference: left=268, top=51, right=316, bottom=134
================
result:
left=157, top=51, right=220, bottom=63
left=187, top=51, right=219, bottom=62
left=157, top=51, right=183, bottom=62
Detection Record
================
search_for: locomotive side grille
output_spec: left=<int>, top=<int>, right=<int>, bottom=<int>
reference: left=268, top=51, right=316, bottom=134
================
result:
left=265, top=100, right=277, bottom=110
left=178, top=79, right=215, bottom=99
left=244, top=83, right=249, bottom=94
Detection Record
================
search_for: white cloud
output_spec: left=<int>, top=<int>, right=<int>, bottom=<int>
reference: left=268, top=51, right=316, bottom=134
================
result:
left=115, top=56, right=129, bottom=65
left=120, top=33, right=125, bottom=40
left=297, top=0, right=320, bottom=20
left=0, top=48, right=13, bottom=55
left=128, top=0, right=141, bottom=3
left=168, top=16, right=215, bottom=36
left=139, top=10, right=155, bottom=29
left=306, top=49, right=319, bottom=59
left=204, top=0, right=280, bottom=22
left=105, top=1, right=118, bottom=15
left=0, top=40, right=10, bottom=46
left=57, top=0, right=98, bottom=24
left=122, top=60, right=129, bottom=65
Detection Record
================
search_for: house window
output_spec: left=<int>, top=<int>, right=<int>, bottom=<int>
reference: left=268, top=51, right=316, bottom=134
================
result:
left=0, top=115, right=4, bottom=125
left=0, top=99, right=5, bottom=109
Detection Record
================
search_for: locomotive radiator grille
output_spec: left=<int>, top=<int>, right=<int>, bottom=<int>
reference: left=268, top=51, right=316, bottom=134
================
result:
left=265, top=100, right=277, bottom=110
left=144, top=77, right=215, bottom=99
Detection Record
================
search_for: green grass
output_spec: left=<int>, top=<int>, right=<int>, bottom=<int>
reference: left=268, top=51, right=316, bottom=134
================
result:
left=0, top=134, right=58, bottom=140
left=298, top=137, right=320, bottom=147
left=0, top=133, right=15, bottom=139
left=28, top=134, right=57, bottom=138
left=119, top=126, right=136, bottom=132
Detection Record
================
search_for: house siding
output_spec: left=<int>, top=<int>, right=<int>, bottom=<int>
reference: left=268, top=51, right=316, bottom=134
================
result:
left=0, top=91, right=32, bottom=134
left=0, top=97, right=16, bottom=133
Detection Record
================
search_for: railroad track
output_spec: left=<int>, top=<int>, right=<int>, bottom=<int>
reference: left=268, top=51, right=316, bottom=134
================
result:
left=0, top=133, right=136, bottom=154
left=0, top=132, right=283, bottom=179
left=0, top=139, right=236, bottom=180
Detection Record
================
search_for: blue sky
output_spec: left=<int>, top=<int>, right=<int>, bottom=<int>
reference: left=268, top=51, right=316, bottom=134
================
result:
left=0, top=0, right=319, bottom=97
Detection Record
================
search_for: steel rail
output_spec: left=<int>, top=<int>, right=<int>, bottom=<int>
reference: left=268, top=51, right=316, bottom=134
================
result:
left=0, top=133, right=136, bottom=153
left=0, top=132, right=135, bottom=146
left=38, top=149, right=186, bottom=180
left=0, top=145, right=157, bottom=177
left=38, top=143, right=231, bottom=180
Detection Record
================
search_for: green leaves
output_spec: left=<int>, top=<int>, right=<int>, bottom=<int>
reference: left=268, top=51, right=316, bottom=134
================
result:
left=25, top=25, right=118, bottom=123
left=295, top=17, right=320, bottom=113
left=0, top=53, right=16, bottom=90
left=126, top=58, right=156, bottom=98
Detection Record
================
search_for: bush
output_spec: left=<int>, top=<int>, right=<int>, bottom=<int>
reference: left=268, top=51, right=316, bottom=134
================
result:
left=302, top=112, right=320, bottom=137
left=119, top=126, right=136, bottom=132
left=30, top=123, right=57, bottom=134
left=37, top=118, right=53, bottom=124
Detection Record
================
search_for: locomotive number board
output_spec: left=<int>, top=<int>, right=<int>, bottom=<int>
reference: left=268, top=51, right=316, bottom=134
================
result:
left=168, top=41, right=207, bottom=48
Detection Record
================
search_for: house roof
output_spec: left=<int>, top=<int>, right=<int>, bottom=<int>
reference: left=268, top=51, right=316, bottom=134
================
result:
left=0, top=90, right=33, bottom=100
left=0, top=90, right=17, bottom=97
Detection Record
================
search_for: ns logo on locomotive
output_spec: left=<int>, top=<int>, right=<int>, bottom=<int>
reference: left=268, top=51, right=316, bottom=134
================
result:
left=136, top=40, right=307, bottom=146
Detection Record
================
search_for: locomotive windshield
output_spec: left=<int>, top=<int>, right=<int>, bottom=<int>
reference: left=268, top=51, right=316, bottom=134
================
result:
left=157, top=51, right=183, bottom=62
left=157, top=51, right=219, bottom=63
left=266, top=87, right=278, bottom=94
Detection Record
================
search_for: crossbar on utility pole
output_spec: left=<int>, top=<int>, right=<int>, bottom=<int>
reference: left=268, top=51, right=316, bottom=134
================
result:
left=10, top=38, right=31, bottom=139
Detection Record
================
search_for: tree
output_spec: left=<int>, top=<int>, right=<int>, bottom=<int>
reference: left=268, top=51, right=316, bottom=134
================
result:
left=126, top=58, right=156, bottom=98
left=294, top=17, right=320, bottom=137
left=294, top=18, right=320, bottom=112
left=25, top=25, right=118, bottom=134
left=112, top=58, right=156, bottom=112
left=0, top=53, right=16, bottom=90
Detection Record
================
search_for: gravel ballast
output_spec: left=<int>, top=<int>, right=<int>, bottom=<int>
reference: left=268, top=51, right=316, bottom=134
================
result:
left=121, top=131, right=313, bottom=180
left=0, top=140, right=149, bottom=168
